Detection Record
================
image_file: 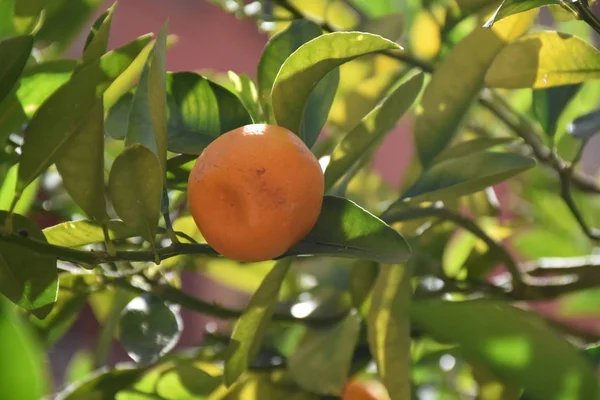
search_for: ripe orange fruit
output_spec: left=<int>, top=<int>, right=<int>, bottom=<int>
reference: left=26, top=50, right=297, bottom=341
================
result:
left=343, top=379, right=385, bottom=400
left=187, top=124, right=324, bottom=262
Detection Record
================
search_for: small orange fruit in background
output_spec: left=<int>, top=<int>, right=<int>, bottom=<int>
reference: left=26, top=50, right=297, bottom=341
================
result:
left=343, top=379, right=388, bottom=400
left=187, top=124, right=324, bottom=262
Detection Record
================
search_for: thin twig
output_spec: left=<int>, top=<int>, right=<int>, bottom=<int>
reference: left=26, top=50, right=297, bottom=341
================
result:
left=382, top=205, right=525, bottom=293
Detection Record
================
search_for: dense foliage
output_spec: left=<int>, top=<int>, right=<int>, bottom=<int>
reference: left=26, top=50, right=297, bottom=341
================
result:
left=1, top=0, right=600, bottom=399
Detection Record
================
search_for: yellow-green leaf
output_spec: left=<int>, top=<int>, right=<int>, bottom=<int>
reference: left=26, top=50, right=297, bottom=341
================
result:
left=485, top=32, right=600, bottom=89
left=224, top=258, right=293, bottom=386
left=399, top=151, right=536, bottom=203
left=368, top=264, right=412, bottom=400
left=43, top=219, right=138, bottom=247
left=325, top=72, right=424, bottom=190
left=271, top=31, right=401, bottom=143
left=415, top=10, right=536, bottom=166
left=16, top=34, right=153, bottom=193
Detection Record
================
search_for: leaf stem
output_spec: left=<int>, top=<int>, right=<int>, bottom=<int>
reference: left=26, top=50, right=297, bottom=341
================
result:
left=573, top=0, right=600, bottom=36
left=102, top=224, right=117, bottom=257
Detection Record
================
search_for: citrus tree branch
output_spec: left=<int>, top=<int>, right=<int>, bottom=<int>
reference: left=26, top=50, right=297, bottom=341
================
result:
left=382, top=205, right=526, bottom=294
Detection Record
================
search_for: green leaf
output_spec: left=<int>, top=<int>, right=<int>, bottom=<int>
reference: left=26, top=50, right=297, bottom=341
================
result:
left=0, top=297, right=48, bottom=400
left=567, top=109, right=600, bottom=140
left=368, top=264, right=412, bottom=400
left=30, top=273, right=91, bottom=347
left=118, top=295, right=183, bottom=364
left=12, top=0, right=44, bottom=34
left=80, top=3, right=116, bottom=65
left=287, top=196, right=411, bottom=264
left=164, top=72, right=252, bottom=154
left=105, top=92, right=132, bottom=140
left=258, top=19, right=339, bottom=148
left=126, top=23, right=168, bottom=177
left=350, top=260, right=379, bottom=310
left=358, top=13, right=405, bottom=41
left=55, top=101, right=108, bottom=221
left=415, top=12, right=536, bottom=166
left=258, top=19, right=323, bottom=122
left=17, top=34, right=153, bottom=193
left=433, top=137, right=518, bottom=164
left=0, top=35, right=32, bottom=104
left=43, top=219, right=138, bottom=247
left=14, top=59, right=76, bottom=117
left=0, top=212, right=57, bottom=318
left=0, top=163, right=39, bottom=215
left=65, top=350, right=94, bottom=386
left=398, top=151, right=536, bottom=203
left=485, top=32, right=600, bottom=89
left=107, top=145, right=162, bottom=241
left=34, top=0, right=103, bottom=58
left=109, top=72, right=253, bottom=155
left=325, top=72, right=424, bottom=190
left=532, top=84, right=581, bottom=140
left=288, top=310, right=362, bottom=395
left=55, top=364, right=148, bottom=400
left=301, top=69, right=339, bottom=149
left=116, top=360, right=221, bottom=400
left=224, top=257, right=293, bottom=386
left=484, top=0, right=556, bottom=27
left=227, top=70, right=263, bottom=123
left=271, top=31, right=401, bottom=145
left=411, top=299, right=600, bottom=400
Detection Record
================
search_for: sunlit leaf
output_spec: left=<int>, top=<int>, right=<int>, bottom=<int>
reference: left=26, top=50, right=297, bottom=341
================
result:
left=325, top=73, right=424, bottom=190
left=485, top=32, right=600, bottom=89
left=398, top=151, right=536, bottom=203
left=368, top=264, right=412, bottom=400
left=0, top=212, right=57, bottom=318
left=43, top=219, right=138, bottom=247
left=107, top=145, right=162, bottom=241
left=288, top=311, right=361, bottom=395
left=116, top=360, right=221, bottom=400
left=415, top=10, right=536, bottom=166
left=0, top=163, right=39, bottom=215
left=271, top=31, right=401, bottom=146
left=108, top=72, right=252, bottom=155
left=409, top=10, right=442, bottom=61
left=259, top=19, right=339, bottom=147
left=16, top=34, right=153, bottom=193
left=164, top=72, right=251, bottom=154
left=227, top=70, right=263, bottom=123
left=126, top=23, right=168, bottom=174
left=484, top=0, right=556, bottom=27
left=287, top=196, right=411, bottom=264
left=258, top=19, right=322, bottom=122
left=118, top=295, right=183, bottom=364
left=79, top=3, right=116, bottom=66
left=0, top=297, right=48, bottom=400
left=411, top=299, right=600, bottom=400
left=0, top=35, right=32, bottom=104
left=224, top=258, right=293, bottom=386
